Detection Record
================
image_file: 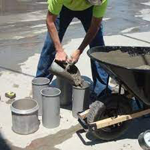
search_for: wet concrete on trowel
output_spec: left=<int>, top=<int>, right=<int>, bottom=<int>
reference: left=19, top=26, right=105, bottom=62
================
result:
left=1, top=125, right=81, bottom=150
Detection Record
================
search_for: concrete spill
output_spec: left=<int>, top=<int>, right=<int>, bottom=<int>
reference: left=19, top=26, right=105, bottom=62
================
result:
left=68, top=66, right=84, bottom=87
left=1, top=125, right=81, bottom=150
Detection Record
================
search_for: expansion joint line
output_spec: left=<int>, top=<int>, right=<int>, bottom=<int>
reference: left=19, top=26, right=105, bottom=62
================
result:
left=121, top=34, right=150, bottom=45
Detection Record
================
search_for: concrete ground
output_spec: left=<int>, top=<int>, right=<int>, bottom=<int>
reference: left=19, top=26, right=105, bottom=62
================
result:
left=0, top=0, right=150, bottom=150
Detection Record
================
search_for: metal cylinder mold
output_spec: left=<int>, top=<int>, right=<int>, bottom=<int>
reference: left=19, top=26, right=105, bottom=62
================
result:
left=72, top=81, right=90, bottom=118
left=11, top=99, right=39, bottom=135
left=41, top=87, right=61, bottom=128
left=32, top=77, right=50, bottom=116
left=56, top=77, right=72, bottom=106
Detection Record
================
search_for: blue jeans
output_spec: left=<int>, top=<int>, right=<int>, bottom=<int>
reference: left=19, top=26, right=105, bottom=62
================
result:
left=36, top=6, right=108, bottom=96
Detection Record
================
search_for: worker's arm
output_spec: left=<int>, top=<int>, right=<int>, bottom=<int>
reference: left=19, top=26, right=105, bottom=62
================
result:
left=46, top=11, right=67, bottom=61
left=79, top=17, right=102, bottom=53
left=70, top=17, right=102, bottom=63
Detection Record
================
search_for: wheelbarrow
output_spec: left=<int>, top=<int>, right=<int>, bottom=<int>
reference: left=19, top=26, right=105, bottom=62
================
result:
left=78, top=46, right=150, bottom=141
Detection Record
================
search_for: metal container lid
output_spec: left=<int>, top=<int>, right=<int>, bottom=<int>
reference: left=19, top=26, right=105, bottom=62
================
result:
left=11, top=98, right=39, bottom=115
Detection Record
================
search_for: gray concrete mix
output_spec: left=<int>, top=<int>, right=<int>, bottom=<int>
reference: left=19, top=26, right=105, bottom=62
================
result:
left=0, top=0, right=150, bottom=150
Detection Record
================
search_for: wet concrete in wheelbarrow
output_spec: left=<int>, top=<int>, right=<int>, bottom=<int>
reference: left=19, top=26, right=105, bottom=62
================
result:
left=91, top=50, right=150, bottom=69
left=2, top=125, right=81, bottom=150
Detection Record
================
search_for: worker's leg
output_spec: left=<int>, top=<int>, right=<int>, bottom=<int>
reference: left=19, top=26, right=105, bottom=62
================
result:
left=89, top=27, right=110, bottom=97
left=78, top=7, right=109, bottom=97
left=36, top=7, right=73, bottom=80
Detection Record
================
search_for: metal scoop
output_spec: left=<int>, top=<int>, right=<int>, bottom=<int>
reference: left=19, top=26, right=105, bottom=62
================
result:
left=49, top=60, right=83, bottom=86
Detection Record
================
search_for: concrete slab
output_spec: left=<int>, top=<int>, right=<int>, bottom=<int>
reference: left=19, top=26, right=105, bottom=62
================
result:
left=104, top=33, right=150, bottom=46
left=1, top=29, right=150, bottom=149
left=0, top=0, right=150, bottom=150
left=0, top=99, right=78, bottom=148
left=124, top=32, right=150, bottom=45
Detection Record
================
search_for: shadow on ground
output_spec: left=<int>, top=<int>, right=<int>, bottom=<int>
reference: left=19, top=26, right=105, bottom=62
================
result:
left=0, top=133, right=11, bottom=150
left=76, top=118, right=150, bottom=146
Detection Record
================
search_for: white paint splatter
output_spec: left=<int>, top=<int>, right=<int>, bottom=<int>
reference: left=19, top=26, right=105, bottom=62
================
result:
left=135, top=9, right=150, bottom=22
left=121, top=26, right=139, bottom=33
left=142, top=2, right=150, bottom=6
left=30, top=24, right=46, bottom=29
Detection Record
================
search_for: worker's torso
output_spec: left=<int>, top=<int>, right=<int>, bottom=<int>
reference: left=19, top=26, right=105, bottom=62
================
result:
left=47, top=0, right=108, bottom=18
left=63, top=0, right=92, bottom=11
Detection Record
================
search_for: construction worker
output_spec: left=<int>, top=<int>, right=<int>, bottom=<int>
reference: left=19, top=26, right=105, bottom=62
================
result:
left=36, top=0, right=109, bottom=99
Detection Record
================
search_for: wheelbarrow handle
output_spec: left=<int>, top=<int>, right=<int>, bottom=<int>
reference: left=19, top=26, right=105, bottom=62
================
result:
left=77, top=112, right=88, bottom=131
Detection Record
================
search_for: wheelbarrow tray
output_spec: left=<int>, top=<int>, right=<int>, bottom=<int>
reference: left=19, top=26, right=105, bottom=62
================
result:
left=87, top=46, right=150, bottom=106
left=77, top=46, right=150, bottom=141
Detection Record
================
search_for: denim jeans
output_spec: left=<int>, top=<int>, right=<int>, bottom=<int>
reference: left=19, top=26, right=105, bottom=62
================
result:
left=36, top=6, right=108, bottom=96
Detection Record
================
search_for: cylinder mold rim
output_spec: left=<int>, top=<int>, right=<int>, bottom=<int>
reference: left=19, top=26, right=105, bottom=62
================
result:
left=73, top=81, right=90, bottom=90
left=41, top=87, right=61, bottom=97
left=32, top=77, right=50, bottom=86
left=11, top=99, right=39, bottom=115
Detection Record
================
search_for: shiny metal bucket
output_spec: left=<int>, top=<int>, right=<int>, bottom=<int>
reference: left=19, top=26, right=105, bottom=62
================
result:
left=32, top=77, right=50, bottom=116
left=72, top=81, right=90, bottom=118
left=41, top=87, right=61, bottom=128
left=11, top=98, right=39, bottom=135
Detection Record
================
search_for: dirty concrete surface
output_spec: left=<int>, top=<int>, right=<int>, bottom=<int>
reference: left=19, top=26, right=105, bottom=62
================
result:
left=0, top=0, right=150, bottom=150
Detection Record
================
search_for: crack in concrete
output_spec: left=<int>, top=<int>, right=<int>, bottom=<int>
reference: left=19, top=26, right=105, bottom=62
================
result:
left=0, top=65, right=34, bottom=77
left=121, top=34, right=150, bottom=45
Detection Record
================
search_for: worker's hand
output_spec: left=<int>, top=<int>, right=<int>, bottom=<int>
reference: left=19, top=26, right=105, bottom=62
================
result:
left=55, top=50, right=68, bottom=62
left=69, top=50, right=81, bottom=64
